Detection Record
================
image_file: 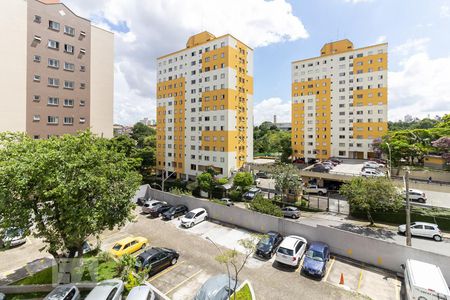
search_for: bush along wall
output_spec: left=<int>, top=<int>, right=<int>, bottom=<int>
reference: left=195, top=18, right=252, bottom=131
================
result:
left=350, top=205, right=450, bottom=231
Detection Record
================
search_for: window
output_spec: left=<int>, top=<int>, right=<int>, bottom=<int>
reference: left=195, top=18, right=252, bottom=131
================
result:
left=80, top=83, right=86, bottom=89
left=80, top=65, right=86, bottom=72
left=48, top=97, right=59, bottom=106
left=63, top=99, right=74, bottom=107
left=33, top=115, right=40, bottom=122
left=79, top=48, right=86, bottom=55
left=48, top=20, right=60, bottom=31
left=64, top=44, right=74, bottom=54
left=33, top=95, right=40, bottom=102
left=47, top=40, right=59, bottom=50
left=47, top=116, right=59, bottom=124
left=80, top=100, right=85, bottom=107
left=48, top=77, right=59, bottom=87
left=63, top=117, right=74, bottom=125
left=33, top=75, right=41, bottom=82
left=34, top=15, right=41, bottom=23
left=48, top=58, right=59, bottom=68
left=64, top=25, right=75, bottom=36
left=64, top=81, right=74, bottom=89
left=79, top=117, right=86, bottom=124
left=33, top=55, right=41, bottom=62
left=64, top=62, right=75, bottom=71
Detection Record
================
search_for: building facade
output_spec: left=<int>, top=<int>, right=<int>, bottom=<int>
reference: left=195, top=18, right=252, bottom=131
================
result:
left=291, top=39, right=388, bottom=161
left=156, top=32, right=253, bottom=179
left=0, top=0, right=114, bottom=138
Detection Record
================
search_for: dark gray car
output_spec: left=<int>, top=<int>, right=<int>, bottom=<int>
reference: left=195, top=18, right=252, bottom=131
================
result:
left=194, top=274, right=238, bottom=300
left=281, top=206, right=300, bottom=219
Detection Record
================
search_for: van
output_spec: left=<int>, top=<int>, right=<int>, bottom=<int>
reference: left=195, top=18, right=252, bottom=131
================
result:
left=403, top=259, right=450, bottom=300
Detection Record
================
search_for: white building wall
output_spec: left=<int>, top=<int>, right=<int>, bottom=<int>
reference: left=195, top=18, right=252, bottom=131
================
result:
left=0, top=0, right=27, bottom=133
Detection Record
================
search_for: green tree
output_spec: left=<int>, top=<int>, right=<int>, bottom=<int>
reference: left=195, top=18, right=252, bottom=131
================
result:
left=271, top=164, right=301, bottom=201
left=0, top=131, right=142, bottom=258
left=248, top=195, right=283, bottom=217
left=197, top=172, right=214, bottom=199
left=340, top=177, right=403, bottom=225
left=131, top=122, right=156, bottom=148
left=279, top=133, right=292, bottom=163
left=233, top=172, right=253, bottom=190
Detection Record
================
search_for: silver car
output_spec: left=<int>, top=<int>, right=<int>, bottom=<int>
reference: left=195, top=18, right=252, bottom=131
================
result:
left=85, top=279, right=124, bottom=300
left=281, top=206, right=300, bottom=219
left=126, top=285, right=155, bottom=300
left=142, top=200, right=166, bottom=214
left=1, top=228, right=26, bottom=247
left=44, top=284, right=80, bottom=300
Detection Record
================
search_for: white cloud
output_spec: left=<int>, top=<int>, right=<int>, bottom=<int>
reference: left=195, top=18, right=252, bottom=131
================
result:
left=375, top=35, right=387, bottom=44
left=64, top=0, right=308, bottom=125
left=389, top=53, right=450, bottom=121
left=441, top=4, right=450, bottom=18
left=392, top=38, right=430, bottom=56
left=253, top=97, right=291, bottom=125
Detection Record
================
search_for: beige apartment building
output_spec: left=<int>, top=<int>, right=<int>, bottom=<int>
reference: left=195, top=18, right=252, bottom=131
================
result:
left=0, top=0, right=114, bottom=138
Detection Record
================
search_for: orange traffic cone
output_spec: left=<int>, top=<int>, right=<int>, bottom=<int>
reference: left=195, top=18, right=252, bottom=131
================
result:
left=339, top=273, right=345, bottom=285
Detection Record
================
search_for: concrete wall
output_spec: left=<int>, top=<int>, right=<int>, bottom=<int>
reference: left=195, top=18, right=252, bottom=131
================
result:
left=148, top=187, right=450, bottom=284
left=0, top=0, right=27, bottom=133
left=90, top=25, right=114, bottom=138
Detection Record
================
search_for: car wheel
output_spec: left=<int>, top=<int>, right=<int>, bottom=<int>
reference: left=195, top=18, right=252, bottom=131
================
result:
left=433, top=235, right=443, bottom=242
left=190, top=222, right=194, bottom=228
left=171, top=216, right=174, bottom=220
left=418, top=198, right=425, bottom=203
left=141, top=243, right=146, bottom=250
left=318, top=191, right=324, bottom=196
left=171, top=257, right=178, bottom=265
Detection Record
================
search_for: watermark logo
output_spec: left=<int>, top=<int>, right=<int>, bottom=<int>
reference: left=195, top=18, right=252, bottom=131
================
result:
left=52, top=258, right=99, bottom=284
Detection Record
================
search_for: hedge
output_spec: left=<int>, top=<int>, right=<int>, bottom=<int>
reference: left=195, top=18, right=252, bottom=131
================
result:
left=350, top=206, right=450, bottom=231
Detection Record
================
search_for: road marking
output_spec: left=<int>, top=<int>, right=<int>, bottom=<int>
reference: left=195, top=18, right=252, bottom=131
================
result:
left=394, top=276, right=400, bottom=300
left=323, top=256, right=335, bottom=281
left=296, top=255, right=305, bottom=273
left=165, top=269, right=202, bottom=295
left=148, top=261, right=185, bottom=282
left=357, top=270, right=364, bottom=291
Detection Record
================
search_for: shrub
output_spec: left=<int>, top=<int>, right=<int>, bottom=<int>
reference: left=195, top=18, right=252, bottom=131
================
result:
left=217, top=178, right=229, bottom=185
left=229, top=190, right=243, bottom=202
left=170, top=187, right=191, bottom=195
left=249, top=195, right=283, bottom=217
left=97, top=251, right=113, bottom=263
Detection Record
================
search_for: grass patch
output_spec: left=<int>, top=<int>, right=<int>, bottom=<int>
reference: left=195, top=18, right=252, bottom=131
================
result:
left=14, top=267, right=53, bottom=285
left=5, top=292, right=49, bottom=299
left=230, top=283, right=252, bottom=300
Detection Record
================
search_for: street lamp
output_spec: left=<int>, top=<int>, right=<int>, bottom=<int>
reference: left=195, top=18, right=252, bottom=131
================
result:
left=151, top=183, right=163, bottom=190
left=205, top=236, right=232, bottom=299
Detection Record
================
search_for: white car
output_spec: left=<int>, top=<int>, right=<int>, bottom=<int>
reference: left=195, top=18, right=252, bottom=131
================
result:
left=360, top=169, right=385, bottom=177
left=363, top=161, right=382, bottom=169
left=275, top=235, right=307, bottom=267
left=126, top=286, right=155, bottom=300
left=142, top=199, right=166, bottom=214
left=303, top=185, right=328, bottom=196
left=180, top=208, right=208, bottom=228
left=85, top=279, right=124, bottom=300
left=398, top=222, right=443, bottom=241
left=402, top=189, right=427, bottom=203
left=44, top=284, right=80, bottom=300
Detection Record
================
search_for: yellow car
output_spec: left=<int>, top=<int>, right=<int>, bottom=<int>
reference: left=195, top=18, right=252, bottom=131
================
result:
left=110, top=236, right=148, bottom=257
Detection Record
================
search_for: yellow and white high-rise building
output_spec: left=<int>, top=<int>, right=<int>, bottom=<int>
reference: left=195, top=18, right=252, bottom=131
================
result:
left=291, top=39, right=388, bottom=161
left=156, top=32, right=253, bottom=179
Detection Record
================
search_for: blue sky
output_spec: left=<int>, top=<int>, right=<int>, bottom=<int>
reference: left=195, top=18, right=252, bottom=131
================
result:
left=66, top=0, right=450, bottom=125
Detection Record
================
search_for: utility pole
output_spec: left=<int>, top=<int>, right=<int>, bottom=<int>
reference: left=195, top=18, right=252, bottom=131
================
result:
left=405, top=167, right=412, bottom=246
left=161, top=170, right=165, bottom=192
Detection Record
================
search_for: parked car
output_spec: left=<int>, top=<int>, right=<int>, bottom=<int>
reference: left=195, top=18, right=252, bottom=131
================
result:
left=321, top=161, right=335, bottom=168
left=44, top=284, right=80, bottom=300
left=126, top=286, right=155, bottom=300
left=398, top=222, right=443, bottom=241
left=293, top=158, right=306, bottom=164
left=275, top=235, right=307, bottom=267
left=1, top=227, right=26, bottom=248
left=255, top=231, right=283, bottom=259
left=219, top=198, right=234, bottom=206
left=281, top=206, right=300, bottom=219
left=142, top=200, right=166, bottom=214
left=136, top=197, right=147, bottom=206
left=402, top=259, right=450, bottom=300
left=310, top=164, right=329, bottom=173
left=363, top=161, right=382, bottom=169
left=148, top=203, right=173, bottom=218
left=301, top=242, right=330, bottom=278
left=402, top=189, right=427, bottom=203
left=110, top=236, right=148, bottom=257
left=243, top=187, right=261, bottom=201
left=255, top=172, right=270, bottom=179
left=329, top=157, right=343, bottom=164
left=194, top=274, right=237, bottom=300
left=360, top=169, right=384, bottom=177
left=135, top=247, right=179, bottom=275
left=85, top=279, right=124, bottom=300
left=303, top=185, right=328, bottom=196
left=161, top=205, right=188, bottom=220
left=180, top=208, right=208, bottom=228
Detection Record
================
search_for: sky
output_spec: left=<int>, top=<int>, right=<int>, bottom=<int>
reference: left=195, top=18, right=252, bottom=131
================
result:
left=63, top=0, right=450, bottom=125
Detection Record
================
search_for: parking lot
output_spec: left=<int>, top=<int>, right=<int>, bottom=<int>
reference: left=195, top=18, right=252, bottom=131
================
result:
left=99, top=209, right=401, bottom=299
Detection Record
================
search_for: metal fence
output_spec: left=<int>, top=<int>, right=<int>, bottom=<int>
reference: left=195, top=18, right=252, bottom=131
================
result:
left=304, top=194, right=350, bottom=215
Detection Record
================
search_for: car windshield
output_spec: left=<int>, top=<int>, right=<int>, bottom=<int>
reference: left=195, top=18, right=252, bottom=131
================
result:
left=259, top=237, right=272, bottom=246
left=277, top=247, right=293, bottom=256
left=185, top=212, right=195, bottom=219
left=5, top=228, right=22, bottom=238
left=306, top=249, right=324, bottom=262
left=112, top=243, right=122, bottom=251
left=247, top=192, right=255, bottom=197
left=167, top=207, right=176, bottom=213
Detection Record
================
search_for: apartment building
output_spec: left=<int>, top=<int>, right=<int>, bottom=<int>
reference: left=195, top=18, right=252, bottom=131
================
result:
left=0, top=0, right=114, bottom=138
left=156, top=32, right=253, bottom=179
left=291, top=39, right=388, bottom=161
